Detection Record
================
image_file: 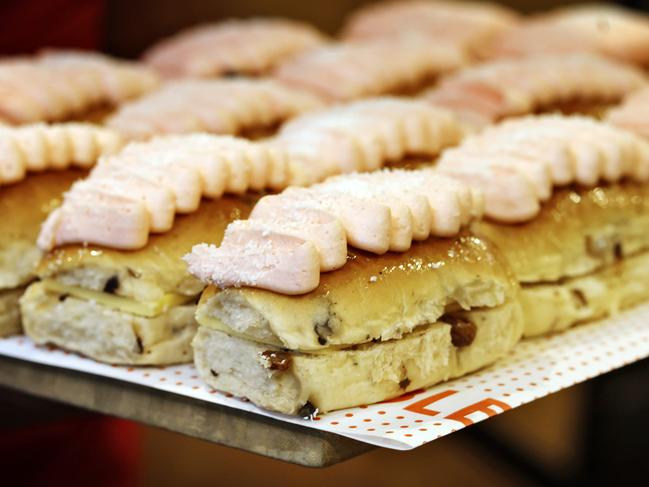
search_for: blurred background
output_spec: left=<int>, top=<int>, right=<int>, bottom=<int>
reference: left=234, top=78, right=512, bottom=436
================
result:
left=1, top=1, right=648, bottom=486
left=0, top=0, right=647, bottom=57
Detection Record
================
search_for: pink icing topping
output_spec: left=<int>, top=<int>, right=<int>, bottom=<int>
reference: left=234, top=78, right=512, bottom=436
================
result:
left=0, top=123, right=123, bottom=186
left=186, top=114, right=649, bottom=295
left=39, top=98, right=462, bottom=251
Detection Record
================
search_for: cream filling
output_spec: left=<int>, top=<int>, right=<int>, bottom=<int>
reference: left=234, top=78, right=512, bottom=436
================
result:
left=196, top=310, right=333, bottom=352
left=41, top=279, right=195, bottom=318
left=520, top=250, right=649, bottom=337
left=196, top=295, right=503, bottom=354
left=193, top=299, right=521, bottom=414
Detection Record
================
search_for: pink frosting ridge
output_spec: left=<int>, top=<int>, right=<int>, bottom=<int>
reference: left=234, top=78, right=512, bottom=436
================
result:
left=38, top=98, right=463, bottom=252
left=425, top=54, right=646, bottom=126
left=437, top=115, right=649, bottom=222
left=184, top=168, right=483, bottom=295
left=143, top=18, right=327, bottom=78
left=106, top=78, right=325, bottom=140
left=0, top=51, right=159, bottom=124
left=273, top=37, right=466, bottom=102
left=186, top=114, right=649, bottom=295
left=0, top=123, right=123, bottom=186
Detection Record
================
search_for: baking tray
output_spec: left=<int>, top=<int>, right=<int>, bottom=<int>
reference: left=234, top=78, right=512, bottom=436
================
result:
left=1, top=302, right=648, bottom=466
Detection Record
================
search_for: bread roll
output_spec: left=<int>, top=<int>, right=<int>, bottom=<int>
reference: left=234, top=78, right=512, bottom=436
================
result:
left=475, top=182, right=649, bottom=336
left=20, top=196, right=255, bottom=361
left=197, top=232, right=515, bottom=350
left=192, top=232, right=523, bottom=414
left=195, top=299, right=520, bottom=414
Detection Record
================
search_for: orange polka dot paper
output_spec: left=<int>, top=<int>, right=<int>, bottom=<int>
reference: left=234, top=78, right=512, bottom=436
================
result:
left=1, top=302, right=649, bottom=450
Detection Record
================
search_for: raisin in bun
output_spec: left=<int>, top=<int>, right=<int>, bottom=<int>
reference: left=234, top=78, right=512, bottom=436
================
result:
left=21, top=197, right=254, bottom=364
left=192, top=232, right=523, bottom=414
left=475, top=183, right=649, bottom=336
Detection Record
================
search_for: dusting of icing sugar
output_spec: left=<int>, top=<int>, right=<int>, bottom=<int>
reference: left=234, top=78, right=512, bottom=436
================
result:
left=187, top=167, right=479, bottom=294
left=39, top=98, right=464, bottom=251
left=187, top=114, right=649, bottom=295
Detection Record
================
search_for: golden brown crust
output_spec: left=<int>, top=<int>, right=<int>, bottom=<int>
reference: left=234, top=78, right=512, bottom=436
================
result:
left=0, top=169, right=84, bottom=248
left=541, top=99, right=611, bottom=119
left=197, top=231, right=518, bottom=351
left=475, top=182, right=649, bottom=283
left=37, top=196, right=257, bottom=301
left=0, top=170, right=85, bottom=289
left=0, top=287, right=23, bottom=337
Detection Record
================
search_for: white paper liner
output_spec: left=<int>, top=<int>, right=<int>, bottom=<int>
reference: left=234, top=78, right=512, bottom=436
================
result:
left=1, top=302, right=648, bottom=450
